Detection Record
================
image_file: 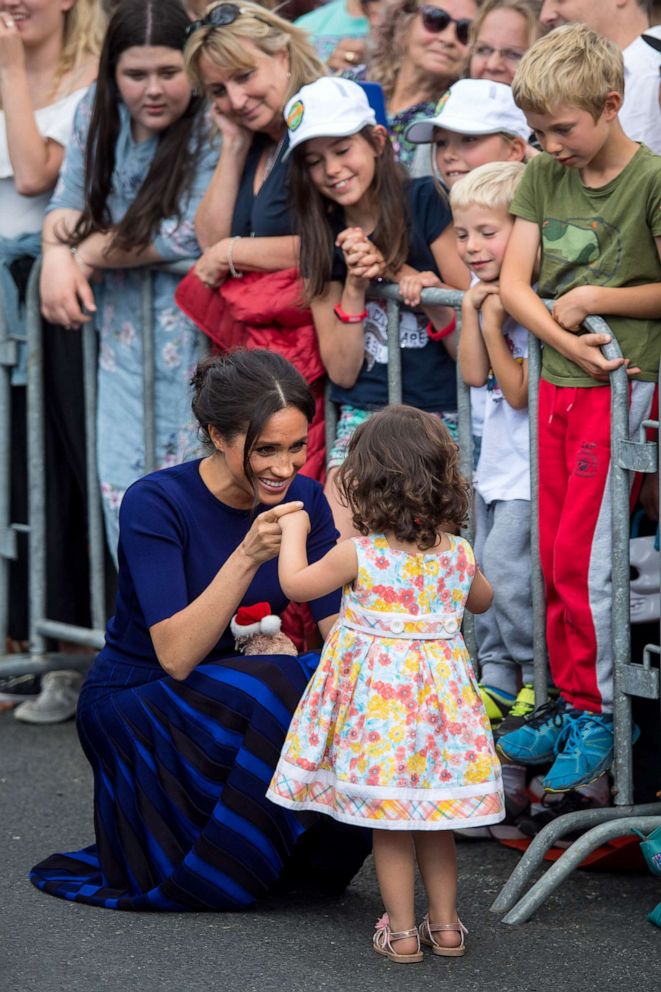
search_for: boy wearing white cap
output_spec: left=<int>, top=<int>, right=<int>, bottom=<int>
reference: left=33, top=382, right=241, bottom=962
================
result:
left=406, top=78, right=531, bottom=188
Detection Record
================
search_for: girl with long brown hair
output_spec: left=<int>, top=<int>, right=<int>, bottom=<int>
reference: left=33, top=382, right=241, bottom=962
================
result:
left=284, top=76, right=469, bottom=537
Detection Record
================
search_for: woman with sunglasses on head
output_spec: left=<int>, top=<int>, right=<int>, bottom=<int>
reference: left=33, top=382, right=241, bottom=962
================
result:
left=39, top=0, right=220, bottom=554
left=179, top=2, right=329, bottom=481
left=343, top=0, right=477, bottom=168
left=468, top=0, right=540, bottom=87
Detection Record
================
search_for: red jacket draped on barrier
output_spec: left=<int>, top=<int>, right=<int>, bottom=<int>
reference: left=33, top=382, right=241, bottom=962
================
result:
left=175, top=266, right=326, bottom=482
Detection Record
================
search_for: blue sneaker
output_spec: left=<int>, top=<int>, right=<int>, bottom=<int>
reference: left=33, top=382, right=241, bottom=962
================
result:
left=496, top=697, right=568, bottom=765
left=543, top=711, right=622, bottom=793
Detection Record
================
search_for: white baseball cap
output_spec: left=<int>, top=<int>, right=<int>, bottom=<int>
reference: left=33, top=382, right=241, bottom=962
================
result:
left=406, top=79, right=531, bottom=145
left=283, top=77, right=377, bottom=160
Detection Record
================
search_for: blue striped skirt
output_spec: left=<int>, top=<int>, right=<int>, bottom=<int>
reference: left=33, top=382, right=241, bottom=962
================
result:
left=29, top=653, right=370, bottom=910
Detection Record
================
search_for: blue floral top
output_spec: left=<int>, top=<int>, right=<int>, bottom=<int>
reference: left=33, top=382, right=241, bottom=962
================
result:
left=47, top=86, right=220, bottom=553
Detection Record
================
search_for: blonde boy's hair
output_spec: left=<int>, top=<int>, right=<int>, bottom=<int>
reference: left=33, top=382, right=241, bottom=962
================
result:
left=512, top=23, right=624, bottom=121
left=185, top=1, right=325, bottom=106
left=450, top=161, right=526, bottom=214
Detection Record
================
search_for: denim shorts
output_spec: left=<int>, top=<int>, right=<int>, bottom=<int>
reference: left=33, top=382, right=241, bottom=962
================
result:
left=327, top=404, right=459, bottom=470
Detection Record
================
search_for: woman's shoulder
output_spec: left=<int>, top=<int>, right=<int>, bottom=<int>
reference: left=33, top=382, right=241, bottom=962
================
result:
left=122, top=460, right=204, bottom=514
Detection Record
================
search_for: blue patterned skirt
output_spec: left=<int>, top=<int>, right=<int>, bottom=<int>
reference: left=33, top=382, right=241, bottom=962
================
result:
left=29, top=652, right=370, bottom=910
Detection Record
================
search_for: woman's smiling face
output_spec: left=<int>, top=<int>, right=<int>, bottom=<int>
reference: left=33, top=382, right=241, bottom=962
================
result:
left=198, top=40, right=290, bottom=137
left=211, top=406, right=309, bottom=508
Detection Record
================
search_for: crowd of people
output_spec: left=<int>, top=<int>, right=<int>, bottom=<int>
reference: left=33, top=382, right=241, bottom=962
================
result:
left=1, top=0, right=661, bottom=957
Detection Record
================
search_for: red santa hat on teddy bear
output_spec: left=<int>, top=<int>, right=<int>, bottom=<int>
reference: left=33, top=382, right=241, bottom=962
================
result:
left=231, top=602, right=283, bottom=641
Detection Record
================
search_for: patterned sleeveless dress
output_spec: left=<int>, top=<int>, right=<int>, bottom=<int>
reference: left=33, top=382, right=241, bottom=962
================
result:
left=268, top=534, right=504, bottom=829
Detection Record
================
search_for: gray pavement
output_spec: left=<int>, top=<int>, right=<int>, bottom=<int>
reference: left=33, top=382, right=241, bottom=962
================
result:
left=2, top=710, right=661, bottom=992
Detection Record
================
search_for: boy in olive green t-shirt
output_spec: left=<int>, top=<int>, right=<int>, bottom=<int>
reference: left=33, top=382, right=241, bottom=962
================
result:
left=497, top=24, right=661, bottom=793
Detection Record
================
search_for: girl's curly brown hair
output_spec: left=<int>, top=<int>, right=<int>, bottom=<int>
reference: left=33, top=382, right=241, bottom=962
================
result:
left=336, top=405, right=470, bottom=550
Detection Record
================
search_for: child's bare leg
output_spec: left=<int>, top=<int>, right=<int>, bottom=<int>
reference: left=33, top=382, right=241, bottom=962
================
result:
left=414, top=831, right=461, bottom=948
left=324, top=467, right=359, bottom=541
left=372, top=829, right=418, bottom=954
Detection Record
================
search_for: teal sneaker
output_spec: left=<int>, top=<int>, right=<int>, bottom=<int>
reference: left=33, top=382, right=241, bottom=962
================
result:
left=543, top=711, right=620, bottom=793
left=496, top=697, right=568, bottom=765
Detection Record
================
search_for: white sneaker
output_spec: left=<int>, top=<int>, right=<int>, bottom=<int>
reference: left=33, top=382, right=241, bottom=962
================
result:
left=13, top=670, right=84, bottom=724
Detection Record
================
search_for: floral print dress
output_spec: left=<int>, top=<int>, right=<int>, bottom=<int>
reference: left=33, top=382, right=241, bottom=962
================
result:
left=268, top=534, right=505, bottom=830
left=46, top=87, right=219, bottom=553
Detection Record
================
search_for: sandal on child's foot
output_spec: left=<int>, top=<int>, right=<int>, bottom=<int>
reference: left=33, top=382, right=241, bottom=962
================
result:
left=418, top=914, right=468, bottom=957
left=372, top=914, right=424, bottom=963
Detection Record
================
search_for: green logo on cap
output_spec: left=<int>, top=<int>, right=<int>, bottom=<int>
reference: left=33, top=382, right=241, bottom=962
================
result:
left=287, top=100, right=304, bottom=131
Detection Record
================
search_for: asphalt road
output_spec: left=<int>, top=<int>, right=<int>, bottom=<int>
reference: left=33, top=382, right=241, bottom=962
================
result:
left=2, top=711, right=660, bottom=992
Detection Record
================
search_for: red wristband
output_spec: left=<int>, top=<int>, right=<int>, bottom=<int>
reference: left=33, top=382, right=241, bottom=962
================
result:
left=334, top=303, right=368, bottom=324
left=426, top=313, right=456, bottom=341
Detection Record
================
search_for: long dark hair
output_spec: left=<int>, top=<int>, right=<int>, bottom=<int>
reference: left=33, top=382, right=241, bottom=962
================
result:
left=337, top=405, right=470, bottom=549
left=67, top=0, right=205, bottom=252
left=290, top=127, right=410, bottom=301
left=191, top=350, right=315, bottom=492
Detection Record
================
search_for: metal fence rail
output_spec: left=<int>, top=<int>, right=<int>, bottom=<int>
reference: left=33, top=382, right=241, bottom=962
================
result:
left=1, top=273, right=660, bottom=921
left=0, top=257, right=197, bottom=676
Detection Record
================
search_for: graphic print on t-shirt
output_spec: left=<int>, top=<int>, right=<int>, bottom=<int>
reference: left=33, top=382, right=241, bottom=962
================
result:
left=363, top=299, right=428, bottom=371
left=541, top=216, right=622, bottom=292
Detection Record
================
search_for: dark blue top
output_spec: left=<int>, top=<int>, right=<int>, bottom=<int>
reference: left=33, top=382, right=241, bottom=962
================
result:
left=99, top=460, right=340, bottom=669
left=329, top=176, right=457, bottom=413
left=231, top=136, right=293, bottom=238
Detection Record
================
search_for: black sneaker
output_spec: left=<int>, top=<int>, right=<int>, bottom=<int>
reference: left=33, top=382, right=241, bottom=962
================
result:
left=516, top=790, right=605, bottom=846
left=0, top=673, right=41, bottom=704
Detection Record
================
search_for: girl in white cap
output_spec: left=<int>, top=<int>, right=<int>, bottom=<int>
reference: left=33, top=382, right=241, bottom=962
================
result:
left=405, top=77, right=531, bottom=190
left=283, top=75, right=470, bottom=537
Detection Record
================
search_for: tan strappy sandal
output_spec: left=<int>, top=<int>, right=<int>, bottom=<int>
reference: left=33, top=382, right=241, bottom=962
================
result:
left=418, top=913, right=468, bottom=957
left=372, top=913, right=424, bottom=963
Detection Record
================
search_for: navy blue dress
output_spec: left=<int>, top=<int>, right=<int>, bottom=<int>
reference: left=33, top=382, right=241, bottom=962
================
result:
left=30, top=461, right=370, bottom=910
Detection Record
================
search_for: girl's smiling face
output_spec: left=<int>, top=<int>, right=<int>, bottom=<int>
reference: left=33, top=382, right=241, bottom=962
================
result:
left=115, top=46, right=192, bottom=143
left=302, top=130, right=385, bottom=210
left=433, top=126, right=521, bottom=187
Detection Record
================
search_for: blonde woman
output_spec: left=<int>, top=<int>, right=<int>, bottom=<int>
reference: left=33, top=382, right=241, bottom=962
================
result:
left=0, top=0, right=103, bottom=722
left=180, top=2, right=329, bottom=481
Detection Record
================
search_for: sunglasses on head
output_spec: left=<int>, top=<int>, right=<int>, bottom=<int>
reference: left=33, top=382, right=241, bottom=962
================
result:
left=418, top=5, right=471, bottom=45
left=185, top=2, right=270, bottom=40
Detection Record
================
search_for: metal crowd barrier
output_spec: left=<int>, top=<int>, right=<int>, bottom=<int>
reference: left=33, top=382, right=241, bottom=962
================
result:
left=0, top=257, right=198, bottom=678
left=2, top=271, right=660, bottom=920
left=330, top=285, right=661, bottom=921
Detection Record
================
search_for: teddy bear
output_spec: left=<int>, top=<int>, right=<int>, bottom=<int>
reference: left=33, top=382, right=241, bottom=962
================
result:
left=230, top=602, right=298, bottom=656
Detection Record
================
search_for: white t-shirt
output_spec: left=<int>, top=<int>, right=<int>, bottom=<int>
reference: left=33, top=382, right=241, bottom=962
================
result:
left=474, top=313, right=530, bottom=505
left=621, top=27, right=661, bottom=154
left=0, top=86, right=88, bottom=239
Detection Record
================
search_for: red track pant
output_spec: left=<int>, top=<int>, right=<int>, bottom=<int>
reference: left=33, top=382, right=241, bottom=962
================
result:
left=537, top=379, right=655, bottom=714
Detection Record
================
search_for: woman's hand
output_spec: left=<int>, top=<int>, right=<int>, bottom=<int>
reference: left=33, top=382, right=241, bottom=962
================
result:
left=40, top=247, right=97, bottom=329
left=399, top=270, right=440, bottom=308
left=0, top=13, right=26, bottom=74
left=194, top=241, right=230, bottom=288
left=207, top=105, right=253, bottom=152
left=239, top=502, right=305, bottom=565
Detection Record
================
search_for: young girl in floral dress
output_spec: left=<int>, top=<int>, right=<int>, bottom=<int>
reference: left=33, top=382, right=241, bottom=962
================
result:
left=267, top=405, right=504, bottom=962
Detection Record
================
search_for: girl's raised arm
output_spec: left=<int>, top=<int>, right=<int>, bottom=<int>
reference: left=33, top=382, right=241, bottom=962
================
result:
left=278, top=511, right=358, bottom=602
